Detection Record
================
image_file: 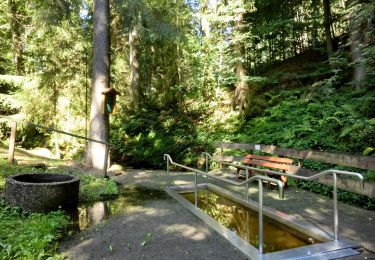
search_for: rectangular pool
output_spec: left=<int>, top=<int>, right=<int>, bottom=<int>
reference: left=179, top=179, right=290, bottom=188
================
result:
left=182, top=190, right=317, bottom=253
left=166, top=183, right=360, bottom=259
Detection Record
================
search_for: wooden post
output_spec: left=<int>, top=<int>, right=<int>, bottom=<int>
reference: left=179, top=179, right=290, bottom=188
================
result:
left=8, top=121, right=16, bottom=164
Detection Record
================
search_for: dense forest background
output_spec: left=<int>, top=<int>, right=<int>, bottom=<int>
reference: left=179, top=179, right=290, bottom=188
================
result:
left=0, top=0, right=374, bottom=171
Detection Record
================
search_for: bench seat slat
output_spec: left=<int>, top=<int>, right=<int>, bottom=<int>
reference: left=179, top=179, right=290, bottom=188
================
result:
left=245, top=154, right=293, bottom=164
left=243, top=159, right=292, bottom=172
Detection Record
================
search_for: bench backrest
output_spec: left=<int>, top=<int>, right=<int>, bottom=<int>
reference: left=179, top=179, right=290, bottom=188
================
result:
left=243, top=154, right=294, bottom=172
left=212, top=154, right=300, bottom=173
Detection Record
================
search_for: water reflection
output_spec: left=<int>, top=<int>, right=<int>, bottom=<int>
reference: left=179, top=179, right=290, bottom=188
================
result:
left=69, top=187, right=169, bottom=232
left=183, top=190, right=317, bottom=253
left=78, top=202, right=110, bottom=230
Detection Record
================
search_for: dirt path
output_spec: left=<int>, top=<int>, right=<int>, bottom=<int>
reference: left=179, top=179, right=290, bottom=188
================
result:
left=59, top=168, right=375, bottom=259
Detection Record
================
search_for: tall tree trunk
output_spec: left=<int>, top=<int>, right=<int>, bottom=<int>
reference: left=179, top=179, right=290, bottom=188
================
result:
left=8, top=0, right=24, bottom=75
left=129, top=26, right=140, bottom=109
left=349, top=3, right=373, bottom=90
left=281, top=3, right=286, bottom=60
left=311, top=0, right=319, bottom=47
left=85, top=0, right=110, bottom=170
left=323, top=0, right=334, bottom=55
left=233, top=12, right=247, bottom=112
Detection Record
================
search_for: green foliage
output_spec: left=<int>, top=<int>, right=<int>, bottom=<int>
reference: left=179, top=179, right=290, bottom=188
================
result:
left=0, top=199, right=70, bottom=259
left=111, top=109, right=208, bottom=168
left=0, top=158, right=34, bottom=193
left=235, top=88, right=375, bottom=154
left=75, top=173, right=119, bottom=202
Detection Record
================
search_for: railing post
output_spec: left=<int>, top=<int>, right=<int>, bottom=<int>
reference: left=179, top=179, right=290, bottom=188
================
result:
left=103, top=145, right=109, bottom=178
left=166, top=157, right=170, bottom=174
left=258, top=179, right=264, bottom=254
left=333, top=172, right=338, bottom=240
left=194, top=172, right=198, bottom=209
left=205, top=153, right=209, bottom=185
left=205, top=153, right=209, bottom=173
left=246, top=168, right=249, bottom=202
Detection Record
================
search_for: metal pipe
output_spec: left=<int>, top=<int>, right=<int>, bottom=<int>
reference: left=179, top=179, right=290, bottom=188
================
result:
left=246, top=168, right=249, bottom=202
left=0, top=116, right=115, bottom=147
left=166, top=153, right=365, bottom=254
left=201, top=153, right=364, bottom=240
left=204, top=153, right=209, bottom=185
left=103, top=145, right=109, bottom=178
left=164, top=154, right=285, bottom=255
left=258, top=179, right=264, bottom=254
left=333, top=172, right=338, bottom=240
left=163, top=154, right=284, bottom=192
left=205, top=153, right=209, bottom=173
left=164, top=154, right=170, bottom=173
left=195, top=172, right=198, bottom=209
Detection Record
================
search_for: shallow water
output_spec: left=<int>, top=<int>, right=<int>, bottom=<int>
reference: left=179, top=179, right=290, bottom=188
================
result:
left=182, top=190, right=318, bottom=253
left=70, top=187, right=169, bottom=231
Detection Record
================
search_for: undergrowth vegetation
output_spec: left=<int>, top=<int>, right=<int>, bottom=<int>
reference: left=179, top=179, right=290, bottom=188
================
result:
left=110, top=109, right=209, bottom=168
left=234, top=88, right=375, bottom=154
left=0, top=158, right=119, bottom=258
left=0, top=199, right=69, bottom=259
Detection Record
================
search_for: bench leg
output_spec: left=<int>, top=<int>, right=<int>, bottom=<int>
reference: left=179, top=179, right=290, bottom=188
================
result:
left=281, top=176, right=288, bottom=187
left=236, top=168, right=240, bottom=180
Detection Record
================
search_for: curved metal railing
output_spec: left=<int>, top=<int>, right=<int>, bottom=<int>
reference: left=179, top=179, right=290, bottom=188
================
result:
left=202, top=152, right=365, bottom=241
left=163, top=154, right=284, bottom=254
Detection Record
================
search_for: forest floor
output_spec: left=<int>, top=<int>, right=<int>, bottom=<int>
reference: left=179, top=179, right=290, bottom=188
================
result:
left=59, top=167, right=375, bottom=260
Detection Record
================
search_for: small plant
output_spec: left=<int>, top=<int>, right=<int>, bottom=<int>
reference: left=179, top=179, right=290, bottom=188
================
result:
left=0, top=199, right=70, bottom=259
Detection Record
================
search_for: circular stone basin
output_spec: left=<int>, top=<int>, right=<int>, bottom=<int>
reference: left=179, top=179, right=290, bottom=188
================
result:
left=5, top=173, right=80, bottom=213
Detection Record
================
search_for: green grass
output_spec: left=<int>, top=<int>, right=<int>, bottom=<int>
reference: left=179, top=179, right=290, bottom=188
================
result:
left=0, top=198, right=70, bottom=259
left=0, top=157, right=119, bottom=259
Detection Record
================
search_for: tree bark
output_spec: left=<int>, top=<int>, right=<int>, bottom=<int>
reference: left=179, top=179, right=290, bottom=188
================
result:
left=8, top=0, right=24, bottom=75
left=129, top=26, right=140, bottom=109
left=349, top=3, right=373, bottom=90
left=323, top=0, right=334, bottom=55
left=311, top=0, right=319, bottom=47
left=233, top=12, right=247, bottom=112
left=85, top=0, right=110, bottom=170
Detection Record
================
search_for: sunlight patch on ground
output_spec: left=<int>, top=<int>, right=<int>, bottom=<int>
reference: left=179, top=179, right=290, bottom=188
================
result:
left=159, top=224, right=210, bottom=241
left=173, top=180, right=193, bottom=185
left=143, top=207, right=171, bottom=217
left=119, top=206, right=171, bottom=221
left=304, top=208, right=326, bottom=221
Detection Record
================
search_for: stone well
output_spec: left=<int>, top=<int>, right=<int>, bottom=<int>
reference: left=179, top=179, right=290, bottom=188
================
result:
left=5, top=173, right=80, bottom=213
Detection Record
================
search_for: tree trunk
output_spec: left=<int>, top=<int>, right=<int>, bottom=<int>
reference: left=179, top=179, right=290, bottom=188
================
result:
left=8, top=0, right=24, bottom=75
left=85, top=0, right=110, bottom=170
left=129, top=26, right=140, bottom=109
left=281, top=3, right=286, bottom=60
left=349, top=3, right=372, bottom=90
left=311, top=0, right=319, bottom=47
left=323, top=0, right=333, bottom=55
left=233, top=12, right=247, bottom=112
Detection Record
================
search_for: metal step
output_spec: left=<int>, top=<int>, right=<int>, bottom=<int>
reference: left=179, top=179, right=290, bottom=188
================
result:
left=291, top=248, right=360, bottom=260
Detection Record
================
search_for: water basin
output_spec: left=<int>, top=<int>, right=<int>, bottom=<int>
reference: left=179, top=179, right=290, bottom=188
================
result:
left=182, top=190, right=316, bottom=253
left=5, top=173, right=79, bottom=213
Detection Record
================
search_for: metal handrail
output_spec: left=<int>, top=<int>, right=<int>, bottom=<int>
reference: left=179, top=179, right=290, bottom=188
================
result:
left=163, top=154, right=284, bottom=254
left=202, top=152, right=365, bottom=241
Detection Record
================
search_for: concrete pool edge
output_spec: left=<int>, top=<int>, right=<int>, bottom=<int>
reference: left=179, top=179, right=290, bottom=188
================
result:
left=165, top=184, right=361, bottom=260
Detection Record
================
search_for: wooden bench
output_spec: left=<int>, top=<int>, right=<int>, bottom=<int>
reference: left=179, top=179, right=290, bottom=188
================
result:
left=236, top=154, right=296, bottom=184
